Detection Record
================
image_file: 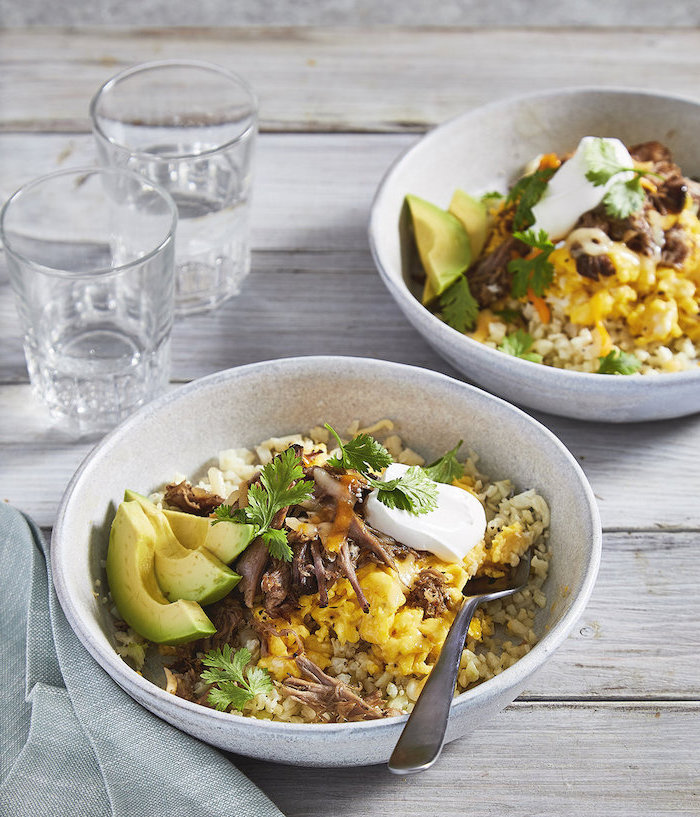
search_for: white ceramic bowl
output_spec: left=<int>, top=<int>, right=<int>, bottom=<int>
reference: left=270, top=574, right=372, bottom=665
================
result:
left=369, top=88, right=700, bottom=422
left=52, top=356, right=601, bottom=767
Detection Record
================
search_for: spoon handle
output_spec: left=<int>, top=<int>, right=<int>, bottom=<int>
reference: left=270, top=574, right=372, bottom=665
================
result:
left=388, top=595, right=481, bottom=774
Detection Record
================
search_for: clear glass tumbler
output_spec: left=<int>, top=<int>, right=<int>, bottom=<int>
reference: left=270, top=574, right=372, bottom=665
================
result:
left=90, top=60, right=258, bottom=315
left=0, top=167, right=177, bottom=437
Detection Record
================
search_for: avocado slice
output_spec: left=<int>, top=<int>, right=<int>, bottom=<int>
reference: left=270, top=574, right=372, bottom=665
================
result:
left=163, top=508, right=255, bottom=564
left=124, top=490, right=240, bottom=605
left=106, top=502, right=216, bottom=644
left=448, top=189, right=490, bottom=259
left=405, top=194, right=472, bottom=306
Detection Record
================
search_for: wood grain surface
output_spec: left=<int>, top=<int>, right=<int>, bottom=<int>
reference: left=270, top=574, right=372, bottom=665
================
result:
left=0, top=26, right=698, bottom=817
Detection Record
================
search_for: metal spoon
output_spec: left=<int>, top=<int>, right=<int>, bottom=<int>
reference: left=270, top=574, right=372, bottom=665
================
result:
left=388, top=549, right=533, bottom=774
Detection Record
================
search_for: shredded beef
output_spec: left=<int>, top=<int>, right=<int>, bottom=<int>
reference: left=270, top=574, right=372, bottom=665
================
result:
left=281, top=655, right=386, bottom=721
left=575, top=253, right=616, bottom=281
left=236, top=539, right=270, bottom=608
left=405, top=568, right=451, bottom=618
left=660, top=224, right=690, bottom=268
left=652, top=175, right=689, bottom=215
left=466, top=236, right=519, bottom=307
left=201, top=596, right=245, bottom=651
left=163, top=481, right=223, bottom=516
left=261, top=558, right=292, bottom=615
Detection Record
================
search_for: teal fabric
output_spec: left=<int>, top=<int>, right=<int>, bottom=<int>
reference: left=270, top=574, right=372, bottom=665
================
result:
left=0, top=503, right=284, bottom=817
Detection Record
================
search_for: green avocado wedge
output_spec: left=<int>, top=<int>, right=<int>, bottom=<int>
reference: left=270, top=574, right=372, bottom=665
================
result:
left=448, top=189, right=490, bottom=260
left=124, top=490, right=240, bottom=605
left=106, top=502, right=216, bottom=645
left=405, top=194, right=472, bottom=306
left=163, top=508, right=255, bottom=564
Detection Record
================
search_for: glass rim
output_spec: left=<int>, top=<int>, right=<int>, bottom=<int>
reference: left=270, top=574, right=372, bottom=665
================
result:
left=89, top=59, right=259, bottom=161
left=0, top=165, right=178, bottom=278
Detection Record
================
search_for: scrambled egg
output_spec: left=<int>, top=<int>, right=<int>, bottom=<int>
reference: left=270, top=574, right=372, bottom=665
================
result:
left=547, top=204, right=700, bottom=348
left=256, top=495, right=531, bottom=685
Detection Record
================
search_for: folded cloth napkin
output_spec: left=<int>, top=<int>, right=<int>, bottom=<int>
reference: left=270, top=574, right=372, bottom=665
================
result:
left=0, top=503, right=284, bottom=817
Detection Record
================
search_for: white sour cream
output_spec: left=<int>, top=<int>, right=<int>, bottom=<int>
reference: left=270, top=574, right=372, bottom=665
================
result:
left=531, top=136, right=635, bottom=240
left=364, top=463, right=487, bottom=562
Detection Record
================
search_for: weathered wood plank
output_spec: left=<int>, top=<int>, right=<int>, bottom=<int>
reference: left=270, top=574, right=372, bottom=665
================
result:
left=234, top=701, right=700, bottom=817
left=1, top=28, right=699, bottom=132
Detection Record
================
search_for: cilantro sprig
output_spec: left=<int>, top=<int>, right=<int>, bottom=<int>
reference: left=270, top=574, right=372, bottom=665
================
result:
left=201, top=645, right=273, bottom=712
left=498, top=329, right=543, bottom=363
left=214, top=447, right=314, bottom=562
left=325, top=424, right=438, bottom=515
left=583, top=137, right=661, bottom=219
left=505, top=167, right=556, bottom=232
left=597, top=348, right=642, bottom=375
left=438, top=276, right=480, bottom=333
left=325, top=425, right=393, bottom=473
left=367, top=467, right=438, bottom=515
left=423, top=440, right=464, bottom=484
left=508, top=229, right=555, bottom=298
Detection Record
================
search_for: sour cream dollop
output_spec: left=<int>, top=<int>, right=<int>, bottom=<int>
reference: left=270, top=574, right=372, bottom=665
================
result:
left=531, top=136, right=635, bottom=240
left=364, top=463, right=487, bottom=562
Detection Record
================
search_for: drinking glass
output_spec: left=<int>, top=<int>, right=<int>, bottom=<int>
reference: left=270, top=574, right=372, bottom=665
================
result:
left=90, top=60, right=258, bottom=315
left=0, top=167, right=177, bottom=437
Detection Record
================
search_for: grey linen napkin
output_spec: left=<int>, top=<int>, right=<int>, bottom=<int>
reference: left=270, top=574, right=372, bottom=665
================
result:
left=0, top=502, right=284, bottom=817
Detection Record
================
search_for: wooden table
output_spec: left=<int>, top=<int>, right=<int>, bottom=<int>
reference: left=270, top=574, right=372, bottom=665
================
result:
left=1, top=27, right=699, bottom=816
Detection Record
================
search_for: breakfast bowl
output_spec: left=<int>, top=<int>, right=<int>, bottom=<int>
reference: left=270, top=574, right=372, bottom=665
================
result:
left=368, top=88, right=700, bottom=422
left=52, top=356, right=601, bottom=766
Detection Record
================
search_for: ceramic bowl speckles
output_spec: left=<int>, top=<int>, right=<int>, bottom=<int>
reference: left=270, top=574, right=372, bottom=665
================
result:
left=52, top=356, right=601, bottom=767
left=368, top=88, right=700, bottom=423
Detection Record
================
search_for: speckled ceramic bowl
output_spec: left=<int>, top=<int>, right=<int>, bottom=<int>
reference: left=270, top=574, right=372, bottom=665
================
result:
left=369, top=88, right=700, bottom=422
left=52, top=356, right=601, bottom=767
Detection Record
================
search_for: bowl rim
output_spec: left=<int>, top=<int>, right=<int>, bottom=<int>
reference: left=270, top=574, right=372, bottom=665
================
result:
left=52, top=355, right=602, bottom=737
left=368, top=85, right=700, bottom=389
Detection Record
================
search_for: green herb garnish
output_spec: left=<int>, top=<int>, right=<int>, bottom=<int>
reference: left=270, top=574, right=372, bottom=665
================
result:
left=325, top=425, right=393, bottom=473
left=423, top=440, right=464, bottom=484
left=439, top=276, right=480, bottom=333
left=366, top=466, right=438, bottom=515
left=218, top=447, right=313, bottom=562
left=597, top=348, right=642, bottom=375
left=498, top=329, right=543, bottom=363
left=493, top=307, right=523, bottom=324
left=505, top=167, right=556, bottom=232
left=481, top=191, right=504, bottom=203
left=325, top=424, right=438, bottom=515
left=583, top=137, right=661, bottom=219
left=201, top=645, right=273, bottom=712
left=508, top=229, right=555, bottom=298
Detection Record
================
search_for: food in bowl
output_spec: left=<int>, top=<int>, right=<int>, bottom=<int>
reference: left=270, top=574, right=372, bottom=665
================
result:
left=406, top=137, right=700, bottom=375
left=106, top=420, right=551, bottom=724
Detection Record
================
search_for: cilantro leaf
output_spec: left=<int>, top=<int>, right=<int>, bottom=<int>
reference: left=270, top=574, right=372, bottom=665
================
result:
left=262, top=528, right=293, bottom=561
left=325, top=425, right=440, bottom=516
left=508, top=229, right=555, bottom=298
left=481, top=191, right=504, bottom=203
left=597, top=348, right=642, bottom=375
left=498, top=329, right=543, bottom=363
left=439, top=276, right=480, bottom=333
left=506, top=167, right=556, bottom=232
left=234, top=447, right=314, bottom=562
left=368, top=466, right=439, bottom=515
left=494, top=307, right=522, bottom=323
left=325, top=425, right=393, bottom=474
left=423, top=440, right=464, bottom=484
left=582, top=137, right=628, bottom=186
left=201, top=645, right=273, bottom=712
left=212, top=504, right=247, bottom=525
left=602, top=177, right=646, bottom=219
